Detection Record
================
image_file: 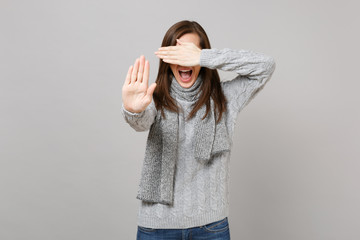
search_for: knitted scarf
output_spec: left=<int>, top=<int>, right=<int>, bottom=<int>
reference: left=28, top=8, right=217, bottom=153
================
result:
left=136, top=75, right=231, bottom=206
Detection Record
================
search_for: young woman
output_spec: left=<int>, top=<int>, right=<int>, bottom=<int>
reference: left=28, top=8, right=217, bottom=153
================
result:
left=122, top=20, right=276, bottom=240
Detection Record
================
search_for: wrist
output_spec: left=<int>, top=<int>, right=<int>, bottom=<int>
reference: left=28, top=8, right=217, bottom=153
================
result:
left=199, top=49, right=214, bottom=68
left=122, top=103, right=143, bottom=114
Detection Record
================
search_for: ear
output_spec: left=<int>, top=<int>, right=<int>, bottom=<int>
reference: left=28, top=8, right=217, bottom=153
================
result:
left=176, top=39, right=183, bottom=45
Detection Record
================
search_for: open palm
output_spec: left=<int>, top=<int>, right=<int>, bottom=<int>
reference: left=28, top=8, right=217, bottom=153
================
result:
left=122, top=55, right=157, bottom=113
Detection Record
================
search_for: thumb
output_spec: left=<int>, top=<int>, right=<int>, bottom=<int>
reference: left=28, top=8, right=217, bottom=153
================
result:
left=147, top=83, right=157, bottom=97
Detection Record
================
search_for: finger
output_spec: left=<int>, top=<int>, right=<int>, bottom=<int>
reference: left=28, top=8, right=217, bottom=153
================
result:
left=156, top=53, right=181, bottom=60
left=155, top=50, right=178, bottom=56
left=157, top=46, right=180, bottom=51
left=142, top=60, right=150, bottom=87
left=156, top=54, right=179, bottom=61
left=137, top=55, right=145, bottom=83
left=162, top=58, right=181, bottom=65
left=177, top=39, right=192, bottom=46
left=155, top=50, right=180, bottom=58
left=131, top=58, right=139, bottom=83
left=146, top=83, right=157, bottom=98
left=155, top=51, right=174, bottom=57
left=125, top=65, right=133, bottom=84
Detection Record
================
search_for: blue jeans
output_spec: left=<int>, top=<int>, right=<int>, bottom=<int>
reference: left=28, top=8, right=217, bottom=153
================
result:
left=136, top=217, right=230, bottom=240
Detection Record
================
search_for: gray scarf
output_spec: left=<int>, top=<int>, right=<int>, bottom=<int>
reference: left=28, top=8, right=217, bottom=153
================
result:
left=136, top=75, right=231, bottom=206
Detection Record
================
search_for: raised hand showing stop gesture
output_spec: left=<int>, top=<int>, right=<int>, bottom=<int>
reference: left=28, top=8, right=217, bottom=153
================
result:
left=122, top=55, right=157, bottom=113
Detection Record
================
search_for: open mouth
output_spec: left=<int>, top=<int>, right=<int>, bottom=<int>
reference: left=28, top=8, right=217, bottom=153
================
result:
left=178, top=69, right=193, bottom=82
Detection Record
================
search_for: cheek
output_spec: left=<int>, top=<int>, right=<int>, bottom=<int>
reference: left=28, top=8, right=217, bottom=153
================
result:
left=170, top=64, right=177, bottom=75
left=195, top=67, right=201, bottom=76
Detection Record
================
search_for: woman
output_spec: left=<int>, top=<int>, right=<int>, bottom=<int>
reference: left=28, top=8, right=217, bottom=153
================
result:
left=122, top=20, right=276, bottom=240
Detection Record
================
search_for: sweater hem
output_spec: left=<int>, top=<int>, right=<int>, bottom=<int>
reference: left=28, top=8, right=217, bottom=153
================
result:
left=137, top=205, right=229, bottom=229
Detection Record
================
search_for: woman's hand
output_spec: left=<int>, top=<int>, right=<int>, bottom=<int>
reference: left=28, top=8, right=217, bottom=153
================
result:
left=122, top=55, right=157, bottom=113
left=154, top=39, right=201, bottom=66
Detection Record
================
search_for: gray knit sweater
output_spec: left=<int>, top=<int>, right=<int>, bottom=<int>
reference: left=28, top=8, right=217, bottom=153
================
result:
left=122, top=48, right=276, bottom=229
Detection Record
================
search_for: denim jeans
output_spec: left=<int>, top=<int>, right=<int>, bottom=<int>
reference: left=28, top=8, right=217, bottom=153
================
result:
left=136, top=217, right=230, bottom=240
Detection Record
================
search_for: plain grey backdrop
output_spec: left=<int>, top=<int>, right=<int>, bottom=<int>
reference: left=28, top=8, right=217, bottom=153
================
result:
left=1, top=0, right=359, bottom=239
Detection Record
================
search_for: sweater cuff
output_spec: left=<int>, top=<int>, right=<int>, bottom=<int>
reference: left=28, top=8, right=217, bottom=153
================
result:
left=199, top=49, right=216, bottom=69
left=121, top=103, right=145, bottom=117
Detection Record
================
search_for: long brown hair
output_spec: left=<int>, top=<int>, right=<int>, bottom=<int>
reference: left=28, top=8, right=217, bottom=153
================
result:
left=153, top=20, right=227, bottom=123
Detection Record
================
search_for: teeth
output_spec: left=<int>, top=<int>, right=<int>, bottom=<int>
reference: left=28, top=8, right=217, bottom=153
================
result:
left=179, top=70, right=191, bottom=72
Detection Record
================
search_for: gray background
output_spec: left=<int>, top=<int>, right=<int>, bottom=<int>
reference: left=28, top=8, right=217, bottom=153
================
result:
left=1, top=0, right=359, bottom=239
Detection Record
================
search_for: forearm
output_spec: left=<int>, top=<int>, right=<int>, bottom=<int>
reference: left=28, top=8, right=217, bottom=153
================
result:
left=200, top=48, right=276, bottom=113
left=200, top=48, right=276, bottom=81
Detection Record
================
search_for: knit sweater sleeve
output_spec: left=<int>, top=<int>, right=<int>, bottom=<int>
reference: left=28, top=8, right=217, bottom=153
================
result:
left=199, top=48, right=276, bottom=113
left=121, top=100, right=157, bottom=132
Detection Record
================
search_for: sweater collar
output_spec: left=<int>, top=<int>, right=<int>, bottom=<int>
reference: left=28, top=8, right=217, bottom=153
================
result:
left=170, top=74, right=202, bottom=102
